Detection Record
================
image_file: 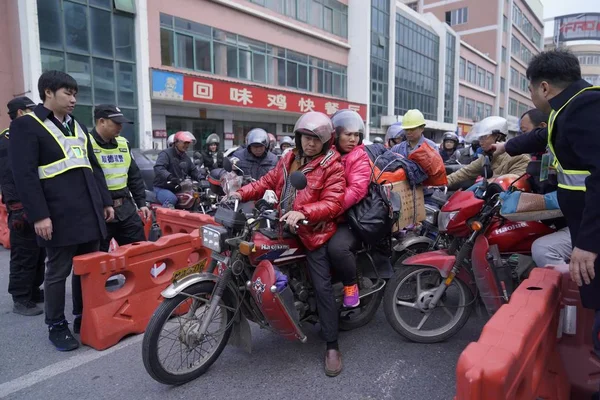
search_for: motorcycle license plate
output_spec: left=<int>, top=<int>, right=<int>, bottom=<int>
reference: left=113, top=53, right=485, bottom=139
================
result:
left=171, top=259, right=207, bottom=282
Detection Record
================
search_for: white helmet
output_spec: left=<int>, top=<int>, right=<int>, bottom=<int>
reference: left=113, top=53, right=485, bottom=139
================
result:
left=464, top=116, right=508, bottom=143
left=167, top=134, right=175, bottom=147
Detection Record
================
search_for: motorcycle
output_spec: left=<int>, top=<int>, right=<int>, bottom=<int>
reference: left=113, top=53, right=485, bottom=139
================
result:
left=142, top=167, right=386, bottom=385
left=383, top=157, right=555, bottom=343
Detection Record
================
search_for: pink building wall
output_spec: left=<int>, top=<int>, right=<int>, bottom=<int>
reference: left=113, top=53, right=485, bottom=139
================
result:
left=0, top=0, right=25, bottom=130
left=147, top=0, right=349, bottom=72
left=458, top=44, right=496, bottom=125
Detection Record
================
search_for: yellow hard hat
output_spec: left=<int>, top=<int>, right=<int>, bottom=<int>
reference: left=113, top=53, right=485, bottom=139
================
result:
left=401, top=109, right=426, bottom=130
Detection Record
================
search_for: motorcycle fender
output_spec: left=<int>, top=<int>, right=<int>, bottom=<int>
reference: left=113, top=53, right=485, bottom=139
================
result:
left=393, top=235, right=435, bottom=253
left=402, top=251, right=476, bottom=294
left=229, top=313, right=252, bottom=354
left=160, top=272, right=219, bottom=299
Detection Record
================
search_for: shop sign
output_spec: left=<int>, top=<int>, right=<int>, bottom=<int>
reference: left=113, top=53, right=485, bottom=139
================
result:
left=181, top=74, right=367, bottom=119
left=224, top=132, right=235, bottom=140
left=152, top=129, right=167, bottom=138
left=152, top=71, right=184, bottom=101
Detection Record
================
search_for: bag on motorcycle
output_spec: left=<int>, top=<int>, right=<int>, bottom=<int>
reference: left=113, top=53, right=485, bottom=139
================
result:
left=364, top=144, right=427, bottom=186
left=407, top=142, right=447, bottom=186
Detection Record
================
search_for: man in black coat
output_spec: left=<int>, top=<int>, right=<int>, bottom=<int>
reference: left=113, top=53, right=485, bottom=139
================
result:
left=493, top=49, right=600, bottom=360
left=1, top=97, right=46, bottom=316
left=10, top=71, right=114, bottom=351
left=230, top=128, right=278, bottom=181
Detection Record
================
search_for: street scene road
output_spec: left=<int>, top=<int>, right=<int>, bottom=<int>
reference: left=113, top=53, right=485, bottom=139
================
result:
left=0, top=248, right=486, bottom=400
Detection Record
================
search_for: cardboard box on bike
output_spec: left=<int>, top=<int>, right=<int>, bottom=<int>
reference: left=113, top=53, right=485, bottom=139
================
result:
left=383, top=180, right=426, bottom=231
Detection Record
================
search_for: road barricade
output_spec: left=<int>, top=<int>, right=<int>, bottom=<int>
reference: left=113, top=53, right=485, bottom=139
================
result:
left=107, top=210, right=154, bottom=252
left=73, top=230, right=209, bottom=350
left=0, top=195, right=9, bottom=249
left=455, top=268, right=570, bottom=400
left=155, top=208, right=215, bottom=235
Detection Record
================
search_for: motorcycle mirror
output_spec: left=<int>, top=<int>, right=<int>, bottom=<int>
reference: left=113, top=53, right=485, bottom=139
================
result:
left=289, top=171, right=307, bottom=190
left=222, top=157, right=233, bottom=172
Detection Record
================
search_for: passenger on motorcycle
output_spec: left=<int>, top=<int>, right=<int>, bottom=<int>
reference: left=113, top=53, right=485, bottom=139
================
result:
left=199, top=133, right=224, bottom=171
left=446, top=116, right=530, bottom=187
left=267, top=132, right=277, bottom=153
left=372, top=136, right=384, bottom=145
left=152, top=131, right=206, bottom=208
left=439, top=132, right=461, bottom=163
left=385, top=122, right=405, bottom=148
left=279, top=136, right=294, bottom=153
left=229, top=112, right=346, bottom=377
left=390, top=109, right=437, bottom=157
left=230, top=128, right=278, bottom=181
left=327, top=109, right=371, bottom=308
left=167, top=133, right=175, bottom=148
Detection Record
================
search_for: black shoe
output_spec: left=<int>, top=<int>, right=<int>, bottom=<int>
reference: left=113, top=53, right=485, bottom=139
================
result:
left=32, top=289, right=44, bottom=304
left=48, top=321, right=79, bottom=351
left=73, top=316, right=82, bottom=334
left=13, top=301, right=43, bottom=316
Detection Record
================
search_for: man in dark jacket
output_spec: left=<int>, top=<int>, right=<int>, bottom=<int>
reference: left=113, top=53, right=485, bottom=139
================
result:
left=198, top=133, right=223, bottom=171
left=493, top=49, right=600, bottom=360
left=1, top=97, right=46, bottom=316
left=10, top=71, right=114, bottom=351
left=231, top=128, right=278, bottom=181
left=153, top=130, right=205, bottom=207
left=90, top=105, right=150, bottom=252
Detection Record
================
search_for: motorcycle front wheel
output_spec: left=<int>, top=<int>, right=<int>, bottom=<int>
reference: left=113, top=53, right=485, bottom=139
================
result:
left=142, top=282, right=234, bottom=385
left=383, top=265, right=473, bottom=343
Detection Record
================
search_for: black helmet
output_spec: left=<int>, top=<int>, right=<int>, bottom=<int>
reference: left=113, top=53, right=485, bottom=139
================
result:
left=206, top=133, right=220, bottom=145
left=293, top=112, right=334, bottom=153
left=245, top=128, right=269, bottom=150
left=208, top=168, right=226, bottom=196
left=442, top=132, right=459, bottom=146
left=331, top=109, right=364, bottom=146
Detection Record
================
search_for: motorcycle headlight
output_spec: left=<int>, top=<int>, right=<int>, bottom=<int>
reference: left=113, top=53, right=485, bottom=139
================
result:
left=202, top=225, right=228, bottom=253
left=424, top=205, right=439, bottom=226
left=437, top=211, right=459, bottom=232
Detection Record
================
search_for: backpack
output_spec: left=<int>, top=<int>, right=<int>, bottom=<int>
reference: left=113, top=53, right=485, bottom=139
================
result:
left=364, top=144, right=428, bottom=186
left=346, top=154, right=401, bottom=245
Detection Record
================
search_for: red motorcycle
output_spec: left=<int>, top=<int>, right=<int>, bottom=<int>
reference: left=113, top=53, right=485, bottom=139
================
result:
left=383, top=158, right=555, bottom=343
left=142, top=171, right=385, bottom=385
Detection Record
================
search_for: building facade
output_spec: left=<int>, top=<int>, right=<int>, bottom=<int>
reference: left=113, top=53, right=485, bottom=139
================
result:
left=545, top=39, right=600, bottom=88
left=418, top=0, right=544, bottom=133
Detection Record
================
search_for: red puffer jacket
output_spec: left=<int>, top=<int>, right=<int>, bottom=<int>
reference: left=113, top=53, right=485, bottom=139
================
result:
left=237, top=148, right=345, bottom=250
left=339, top=144, right=371, bottom=214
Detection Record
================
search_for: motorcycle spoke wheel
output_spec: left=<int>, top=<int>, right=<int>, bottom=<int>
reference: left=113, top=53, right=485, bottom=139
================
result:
left=383, top=266, right=473, bottom=343
left=142, top=282, right=233, bottom=385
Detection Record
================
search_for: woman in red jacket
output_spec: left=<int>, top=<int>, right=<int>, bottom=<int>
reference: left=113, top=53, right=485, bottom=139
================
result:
left=231, top=111, right=346, bottom=377
left=327, top=110, right=371, bottom=308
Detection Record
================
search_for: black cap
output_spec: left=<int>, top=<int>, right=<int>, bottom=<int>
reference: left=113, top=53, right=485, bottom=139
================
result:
left=7, top=97, right=36, bottom=114
left=94, top=104, right=132, bottom=124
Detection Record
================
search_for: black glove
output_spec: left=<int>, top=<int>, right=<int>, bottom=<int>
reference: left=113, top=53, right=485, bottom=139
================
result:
left=9, top=209, right=28, bottom=232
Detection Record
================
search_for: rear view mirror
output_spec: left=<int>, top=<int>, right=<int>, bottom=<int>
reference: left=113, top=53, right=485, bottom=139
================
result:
left=290, top=171, right=307, bottom=190
left=222, top=157, right=233, bottom=172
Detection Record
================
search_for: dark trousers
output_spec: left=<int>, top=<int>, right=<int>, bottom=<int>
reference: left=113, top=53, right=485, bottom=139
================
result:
left=7, top=210, right=45, bottom=302
left=99, top=211, right=146, bottom=252
left=306, top=243, right=338, bottom=343
left=327, top=223, right=360, bottom=286
left=44, top=241, right=99, bottom=326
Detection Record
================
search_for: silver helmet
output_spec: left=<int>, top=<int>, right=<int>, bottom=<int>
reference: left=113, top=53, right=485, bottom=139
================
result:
left=464, top=116, right=508, bottom=144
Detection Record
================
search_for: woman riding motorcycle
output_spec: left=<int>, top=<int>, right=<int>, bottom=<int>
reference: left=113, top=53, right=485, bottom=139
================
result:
left=200, top=133, right=223, bottom=171
left=439, top=132, right=461, bottom=163
left=229, top=111, right=346, bottom=377
left=327, top=109, right=371, bottom=308
left=446, top=116, right=530, bottom=188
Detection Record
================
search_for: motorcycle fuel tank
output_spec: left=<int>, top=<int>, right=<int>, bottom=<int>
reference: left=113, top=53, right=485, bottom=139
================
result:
left=249, top=230, right=305, bottom=266
left=442, top=190, right=484, bottom=236
left=249, top=260, right=306, bottom=342
left=487, top=218, right=554, bottom=254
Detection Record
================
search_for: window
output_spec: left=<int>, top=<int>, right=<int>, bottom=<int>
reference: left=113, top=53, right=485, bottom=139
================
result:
left=502, top=46, right=507, bottom=63
left=444, top=32, right=456, bottom=123
left=520, top=73, right=528, bottom=92
left=509, top=98, right=518, bottom=116
left=510, top=67, right=519, bottom=87
left=499, top=107, right=505, bottom=117
left=476, top=102, right=483, bottom=120
left=503, top=15, right=508, bottom=32
left=518, top=102, right=528, bottom=118
left=467, top=62, right=476, bottom=84
left=445, top=7, right=468, bottom=26
left=466, top=98, right=475, bottom=119
left=486, top=71, right=494, bottom=91
left=484, top=104, right=492, bottom=118
left=577, top=54, right=600, bottom=65
left=459, top=57, right=465, bottom=79
left=371, top=0, right=390, bottom=126
left=458, top=96, right=465, bottom=117
left=533, top=29, right=542, bottom=49
left=38, top=0, right=138, bottom=145
left=175, top=33, right=194, bottom=69
left=511, top=36, right=521, bottom=56
left=501, top=77, right=506, bottom=93
left=477, top=67, right=485, bottom=88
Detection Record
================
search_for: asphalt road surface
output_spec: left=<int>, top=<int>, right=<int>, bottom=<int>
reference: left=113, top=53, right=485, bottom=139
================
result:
left=0, top=248, right=487, bottom=400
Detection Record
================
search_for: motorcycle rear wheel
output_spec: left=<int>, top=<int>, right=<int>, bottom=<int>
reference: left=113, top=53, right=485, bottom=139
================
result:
left=339, top=278, right=384, bottom=331
left=142, top=282, right=233, bottom=385
left=383, top=265, right=473, bottom=343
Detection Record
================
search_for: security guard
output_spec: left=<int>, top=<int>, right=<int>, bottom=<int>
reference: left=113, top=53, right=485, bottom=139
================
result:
left=10, top=71, right=114, bottom=351
left=1, top=97, right=46, bottom=316
left=90, top=104, right=149, bottom=251
left=494, top=49, right=600, bottom=362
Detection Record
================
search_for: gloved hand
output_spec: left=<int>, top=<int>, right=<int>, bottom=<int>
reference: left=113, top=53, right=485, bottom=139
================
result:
left=10, top=210, right=28, bottom=232
left=274, top=270, right=288, bottom=292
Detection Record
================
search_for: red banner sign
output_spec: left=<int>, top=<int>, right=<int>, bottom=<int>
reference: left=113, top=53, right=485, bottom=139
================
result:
left=182, top=75, right=366, bottom=119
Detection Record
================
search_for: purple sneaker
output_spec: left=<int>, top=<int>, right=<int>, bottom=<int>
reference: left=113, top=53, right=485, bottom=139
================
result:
left=343, top=284, right=360, bottom=308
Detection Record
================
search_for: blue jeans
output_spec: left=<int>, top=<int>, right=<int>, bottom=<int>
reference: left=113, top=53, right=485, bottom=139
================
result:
left=153, top=187, right=178, bottom=207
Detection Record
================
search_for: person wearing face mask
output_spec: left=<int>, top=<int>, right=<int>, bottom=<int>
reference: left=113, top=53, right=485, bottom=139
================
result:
left=230, top=128, right=278, bottom=180
left=9, top=71, right=114, bottom=351
left=89, top=105, right=150, bottom=257
left=199, top=133, right=223, bottom=171
left=446, top=116, right=530, bottom=188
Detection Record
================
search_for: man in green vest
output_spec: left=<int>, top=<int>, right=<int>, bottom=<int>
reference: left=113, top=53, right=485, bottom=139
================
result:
left=493, top=49, right=600, bottom=364
left=90, top=105, right=150, bottom=256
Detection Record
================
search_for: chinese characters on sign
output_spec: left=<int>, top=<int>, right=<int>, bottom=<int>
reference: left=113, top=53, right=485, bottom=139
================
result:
left=177, top=71, right=367, bottom=119
left=101, top=155, right=125, bottom=164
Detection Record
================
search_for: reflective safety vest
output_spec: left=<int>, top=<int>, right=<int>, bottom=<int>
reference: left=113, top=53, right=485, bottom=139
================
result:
left=91, top=136, right=131, bottom=191
left=28, top=114, right=92, bottom=179
left=547, top=86, right=600, bottom=192
left=0, top=128, right=8, bottom=138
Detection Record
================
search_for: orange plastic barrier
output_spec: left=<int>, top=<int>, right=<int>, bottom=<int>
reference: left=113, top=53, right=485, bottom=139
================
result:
left=140, top=210, right=152, bottom=239
left=0, top=195, right=9, bottom=249
left=73, top=230, right=209, bottom=350
left=155, top=208, right=215, bottom=235
left=553, top=264, right=600, bottom=399
left=455, top=268, right=570, bottom=400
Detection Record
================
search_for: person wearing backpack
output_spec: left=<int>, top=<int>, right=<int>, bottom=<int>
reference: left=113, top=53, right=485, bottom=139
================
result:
left=326, top=110, right=371, bottom=309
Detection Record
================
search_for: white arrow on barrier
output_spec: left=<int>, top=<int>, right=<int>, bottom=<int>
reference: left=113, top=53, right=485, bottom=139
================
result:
left=150, top=262, right=166, bottom=278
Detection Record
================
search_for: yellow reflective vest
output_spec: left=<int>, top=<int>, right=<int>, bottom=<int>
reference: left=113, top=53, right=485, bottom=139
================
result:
left=91, top=136, right=131, bottom=191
